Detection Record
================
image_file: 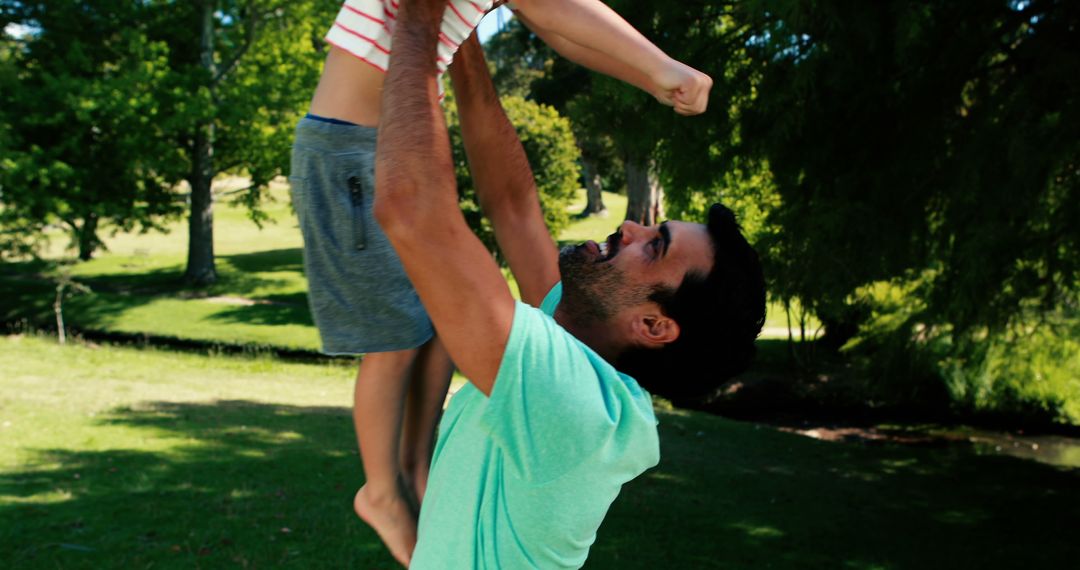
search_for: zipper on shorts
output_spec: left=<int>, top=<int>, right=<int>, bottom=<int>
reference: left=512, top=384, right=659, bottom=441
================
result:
left=348, top=176, right=367, bottom=250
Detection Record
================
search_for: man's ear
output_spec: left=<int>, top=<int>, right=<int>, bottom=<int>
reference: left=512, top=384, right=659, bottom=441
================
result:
left=630, top=312, right=681, bottom=348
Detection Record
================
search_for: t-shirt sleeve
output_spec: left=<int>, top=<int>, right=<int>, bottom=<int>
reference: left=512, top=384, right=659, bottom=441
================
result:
left=478, top=301, right=636, bottom=484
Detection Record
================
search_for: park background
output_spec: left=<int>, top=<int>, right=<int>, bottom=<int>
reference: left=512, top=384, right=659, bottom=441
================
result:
left=1, top=1, right=1078, bottom=568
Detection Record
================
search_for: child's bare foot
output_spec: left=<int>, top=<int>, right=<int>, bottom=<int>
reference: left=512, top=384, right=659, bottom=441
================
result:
left=354, top=485, right=417, bottom=567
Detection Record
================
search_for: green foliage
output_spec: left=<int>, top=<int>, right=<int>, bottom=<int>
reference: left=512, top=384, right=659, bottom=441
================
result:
left=484, top=19, right=639, bottom=196
left=1, top=1, right=188, bottom=260
left=730, top=0, right=1080, bottom=335
left=195, top=0, right=332, bottom=221
left=840, top=277, right=954, bottom=409
left=0, top=34, right=43, bottom=257
left=943, top=324, right=1080, bottom=425
left=483, top=18, right=546, bottom=100
left=445, top=93, right=580, bottom=257
left=846, top=277, right=1080, bottom=424
left=0, top=0, right=332, bottom=261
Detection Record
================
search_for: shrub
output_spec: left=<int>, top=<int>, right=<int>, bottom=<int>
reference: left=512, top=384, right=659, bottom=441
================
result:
left=445, top=93, right=581, bottom=259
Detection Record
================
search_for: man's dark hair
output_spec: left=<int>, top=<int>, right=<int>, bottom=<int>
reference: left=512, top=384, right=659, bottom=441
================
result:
left=615, top=203, right=766, bottom=404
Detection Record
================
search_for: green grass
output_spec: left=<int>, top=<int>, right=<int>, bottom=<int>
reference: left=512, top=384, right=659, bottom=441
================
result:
left=559, top=189, right=629, bottom=245
left=2, top=335, right=1078, bottom=569
left=2, top=181, right=316, bottom=349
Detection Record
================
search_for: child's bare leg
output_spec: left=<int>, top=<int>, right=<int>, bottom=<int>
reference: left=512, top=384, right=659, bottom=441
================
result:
left=399, top=336, right=454, bottom=509
left=352, top=349, right=419, bottom=568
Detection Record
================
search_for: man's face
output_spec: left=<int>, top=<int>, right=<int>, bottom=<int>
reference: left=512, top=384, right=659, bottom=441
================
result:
left=559, top=220, right=714, bottom=323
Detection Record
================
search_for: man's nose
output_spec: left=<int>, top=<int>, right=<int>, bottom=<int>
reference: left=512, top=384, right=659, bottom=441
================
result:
left=618, top=220, right=648, bottom=245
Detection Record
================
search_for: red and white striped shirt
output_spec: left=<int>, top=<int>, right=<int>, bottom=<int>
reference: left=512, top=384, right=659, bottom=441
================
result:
left=325, top=0, right=493, bottom=75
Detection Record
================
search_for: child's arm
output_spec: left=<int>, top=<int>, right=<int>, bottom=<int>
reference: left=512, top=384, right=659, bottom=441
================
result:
left=512, top=0, right=712, bottom=115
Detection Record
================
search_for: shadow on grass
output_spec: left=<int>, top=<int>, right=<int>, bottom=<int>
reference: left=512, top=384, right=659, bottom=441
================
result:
left=1, top=400, right=384, bottom=569
left=1, top=248, right=316, bottom=334
left=593, top=410, right=1080, bottom=569
left=220, top=248, right=304, bottom=275
left=205, top=298, right=315, bottom=328
left=3, top=400, right=1078, bottom=569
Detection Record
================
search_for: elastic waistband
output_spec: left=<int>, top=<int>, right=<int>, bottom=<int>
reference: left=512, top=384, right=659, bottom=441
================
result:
left=293, top=116, right=378, bottom=152
left=305, top=112, right=359, bottom=127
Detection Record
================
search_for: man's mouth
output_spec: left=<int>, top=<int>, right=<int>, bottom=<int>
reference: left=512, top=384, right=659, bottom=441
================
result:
left=600, top=232, right=620, bottom=262
left=584, top=233, right=619, bottom=263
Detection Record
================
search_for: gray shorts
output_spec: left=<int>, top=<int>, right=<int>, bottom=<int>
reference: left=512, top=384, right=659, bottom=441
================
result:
left=289, top=117, right=433, bottom=354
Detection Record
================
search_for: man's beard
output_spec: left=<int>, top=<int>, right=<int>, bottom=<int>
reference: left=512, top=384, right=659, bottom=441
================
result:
left=558, top=244, right=651, bottom=324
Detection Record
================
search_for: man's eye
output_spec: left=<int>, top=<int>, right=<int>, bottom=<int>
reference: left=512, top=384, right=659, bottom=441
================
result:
left=651, top=238, right=662, bottom=257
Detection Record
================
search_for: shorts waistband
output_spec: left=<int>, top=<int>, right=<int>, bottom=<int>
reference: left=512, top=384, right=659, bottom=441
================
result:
left=293, top=115, right=378, bottom=152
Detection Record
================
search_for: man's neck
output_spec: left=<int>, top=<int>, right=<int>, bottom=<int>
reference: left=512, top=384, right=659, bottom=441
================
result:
left=553, top=304, right=623, bottom=364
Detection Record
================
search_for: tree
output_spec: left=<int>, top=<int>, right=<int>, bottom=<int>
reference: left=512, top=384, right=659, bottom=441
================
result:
left=150, top=0, right=330, bottom=285
left=1, top=1, right=187, bottom=261
left=0, top=28, right=43, bottom=259
left=728, top=0, right=1080, bottom=336
left=577, top=138, right=608, bottom=218
left=638, top=0, right=1079, bottom=416
left=1, top=0, right=331, bottom=281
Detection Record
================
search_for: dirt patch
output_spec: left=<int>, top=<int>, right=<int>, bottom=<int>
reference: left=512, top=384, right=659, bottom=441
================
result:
left=770, top=422, right=1080, bottom=468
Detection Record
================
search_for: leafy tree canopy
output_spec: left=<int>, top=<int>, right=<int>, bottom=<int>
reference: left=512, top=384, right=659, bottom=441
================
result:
left=0, top=0, right=333, bottom=266
left=728, top=0, right=1080, bottom=336
left=1, top=0, right=187, bottom=260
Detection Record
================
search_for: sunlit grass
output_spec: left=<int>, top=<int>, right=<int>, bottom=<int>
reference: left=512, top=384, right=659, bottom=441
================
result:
left=560, top=189, right=628, bottom=245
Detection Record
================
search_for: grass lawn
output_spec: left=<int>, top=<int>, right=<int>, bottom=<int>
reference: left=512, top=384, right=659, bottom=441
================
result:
left=2, top=335, right=1078, bottom=569
left=1, top=180, right=319, bottom=350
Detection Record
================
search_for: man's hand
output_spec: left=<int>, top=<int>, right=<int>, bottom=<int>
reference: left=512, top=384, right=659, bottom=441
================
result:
left=650, top=59, right=713, bottom=116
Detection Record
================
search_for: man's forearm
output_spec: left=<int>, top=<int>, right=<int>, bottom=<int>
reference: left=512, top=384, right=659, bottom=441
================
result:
left=448, top=35, right=560, bottom=305
left=371, top=1, right=518, bottom=392
left=374, top=0, right=455, bottom=222
left=448, top=35, right=540, bottom=215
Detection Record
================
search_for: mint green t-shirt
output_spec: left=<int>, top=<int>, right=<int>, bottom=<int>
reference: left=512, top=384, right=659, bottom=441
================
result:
left=411, top=283, right=660, bottom=569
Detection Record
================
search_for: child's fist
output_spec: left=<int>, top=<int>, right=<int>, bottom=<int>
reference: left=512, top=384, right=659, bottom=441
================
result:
left=652, top=59, right=712, bottom=116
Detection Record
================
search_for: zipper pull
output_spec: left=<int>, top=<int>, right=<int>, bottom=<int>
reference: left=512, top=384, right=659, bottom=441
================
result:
left=348, top=176, right=366, bottom=251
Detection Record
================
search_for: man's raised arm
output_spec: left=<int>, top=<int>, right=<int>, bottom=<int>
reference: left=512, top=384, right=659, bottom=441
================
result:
left=373, top=0, right=515, bottom=396
left=448, top=35, right=560, bottom=307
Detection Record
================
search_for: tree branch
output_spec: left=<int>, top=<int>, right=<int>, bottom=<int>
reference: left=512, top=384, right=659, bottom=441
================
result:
left=213, top=6, right=261, bottom=87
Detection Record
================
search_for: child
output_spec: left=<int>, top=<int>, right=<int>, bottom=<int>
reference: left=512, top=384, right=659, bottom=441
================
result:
left=289, top=0, right=712, bottom=566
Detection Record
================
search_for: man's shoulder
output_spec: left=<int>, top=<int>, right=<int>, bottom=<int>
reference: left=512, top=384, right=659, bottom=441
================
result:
left=506, top=295, right=655, bottom=418
left=483, top=297, right=659, bottom=485
left=512, top=281, right=649, bottom=399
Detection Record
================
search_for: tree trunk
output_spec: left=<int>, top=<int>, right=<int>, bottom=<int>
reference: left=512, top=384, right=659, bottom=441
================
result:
left=185, top=161, right=216, bottom=285
left=579, top=155, right=607, bottom=218
left=184, top=0, right=217, bottom=286
left=76, top=212, right=98, bottom=261
left=623, top=157, right=664, bottom=225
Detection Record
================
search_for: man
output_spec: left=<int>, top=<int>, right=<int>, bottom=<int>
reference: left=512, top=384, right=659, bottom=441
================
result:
left=373, top=0, right=766, bottom=566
